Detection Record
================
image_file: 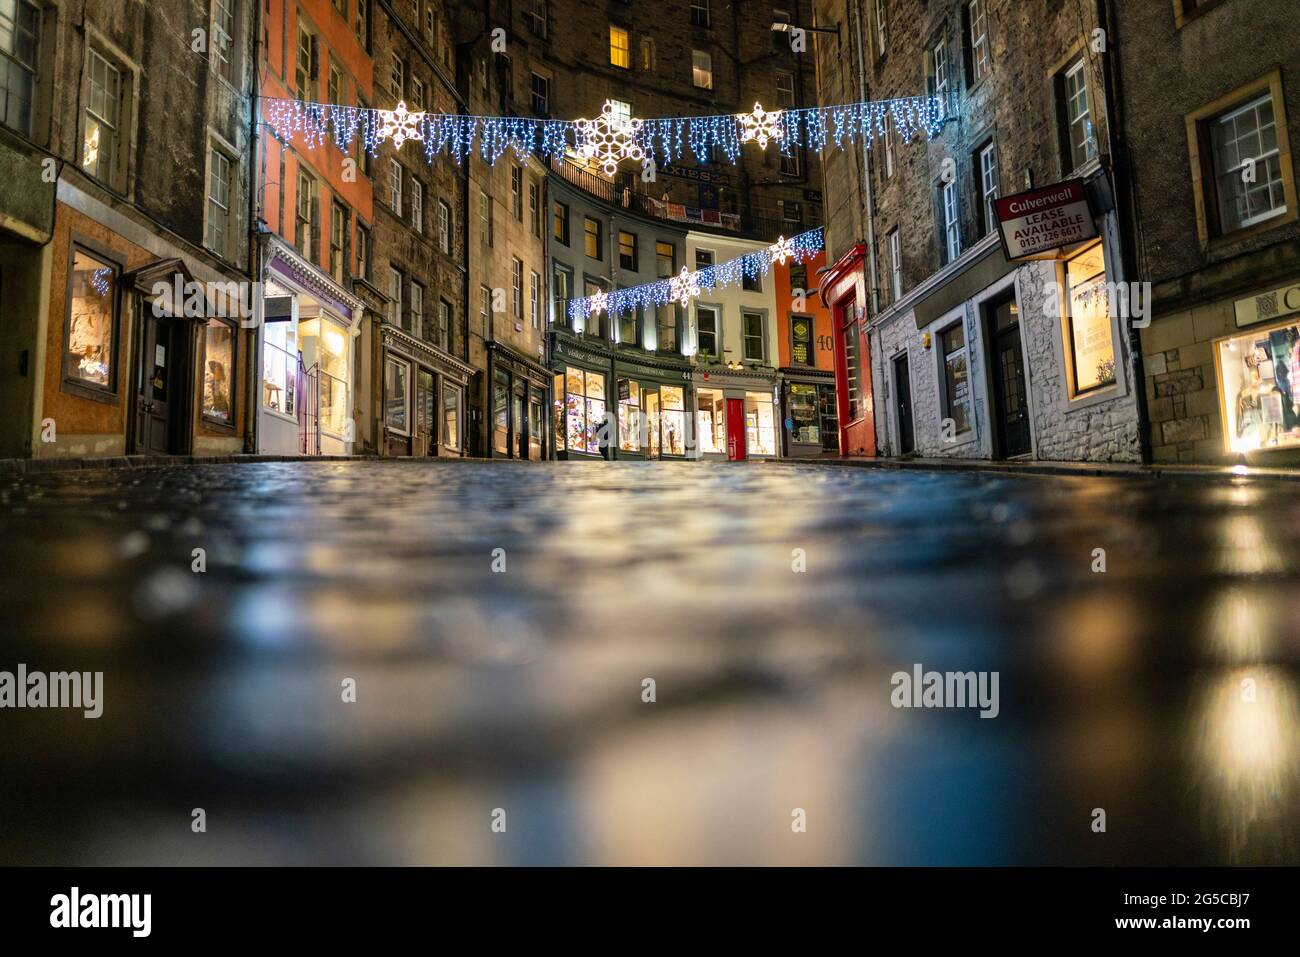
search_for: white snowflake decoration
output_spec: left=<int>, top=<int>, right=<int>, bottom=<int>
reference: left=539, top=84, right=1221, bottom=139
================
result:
left=376, top=101, right=425, bottom=150
left=769, top=235, right=795, bottom=266
left=574, top=101, right=645, bottom=177
left=736, top=102, right=785, bottom=150
left=588, top=288, right=609, bottom=317
left=669, top=267, right=700, bottom=309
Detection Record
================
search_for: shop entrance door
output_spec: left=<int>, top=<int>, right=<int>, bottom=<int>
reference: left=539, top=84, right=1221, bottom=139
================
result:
left=893, top=353, right=915, bottom=455
left=726, top=397, right=746, bottom=460
left=134, top=312, right=190, bottom=455
left=415, top=369, right=435, bottom=455
left=643, top=388, right=661, bottom=459
left=987, top=296, right=1031, bottom=458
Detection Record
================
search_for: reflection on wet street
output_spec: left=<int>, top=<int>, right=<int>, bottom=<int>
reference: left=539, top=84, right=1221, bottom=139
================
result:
left=1, top=460, right=1297, bottom=865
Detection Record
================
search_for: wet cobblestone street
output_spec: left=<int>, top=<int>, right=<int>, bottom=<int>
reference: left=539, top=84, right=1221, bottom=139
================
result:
left=1, top=460, right=1297, bottom=865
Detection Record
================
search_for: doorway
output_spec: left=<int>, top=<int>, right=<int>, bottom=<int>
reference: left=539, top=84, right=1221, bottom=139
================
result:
left=726, top=397, right=746, bottom=460
left=415, top=369, right=435, bottom=456
left=134, top=311, right=192, bottom=455
left=985, top=294, right=1031, bottom=458
left=643, top=388, right=661, bottom=459
left=893, top=353, right=915, bottom=455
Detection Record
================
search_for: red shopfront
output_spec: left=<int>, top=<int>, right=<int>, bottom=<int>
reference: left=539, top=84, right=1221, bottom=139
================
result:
left=820, top=244, right=877, bottom=457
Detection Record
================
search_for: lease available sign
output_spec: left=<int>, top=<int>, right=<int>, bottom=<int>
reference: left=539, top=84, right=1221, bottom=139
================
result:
left=994, top=179, right=1097, bottom=260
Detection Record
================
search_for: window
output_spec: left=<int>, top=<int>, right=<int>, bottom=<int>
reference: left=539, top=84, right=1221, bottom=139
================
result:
left=553, top=201, right=570, bottom=245
left=510, top=165, right=523, bottom=220
left=391, top=54, right=404, bottom=99
left=64, top=249, right=119, bottom=393
left=967, top=0, right=989, bottom=84
left=875, top=0, right=887, bottom=56
left=692, top=50, right=713, bottom=90
left=388, top=158, right=402, bottom=212
left=781, top=147, right=802, bottom=178
left=479, top=284, right=491, bottom=337
left=641, top=37, right=656, bottom=72
left=618, top=231, right=638, bottom=271
left=742, top=310, right=765, bottom=361
left=1210, top=92, right=1287, bottom=232
left=884, top=125, right=895, bottom=179
left=356, top=0, right=368, bottom=44
left=978, top=140, right=999, bottom=236
left=295, top=169, right=317, bottom=260
left=745, top=392, right=777, bottom=455
left=791, top=314, right=814, bottom=366
left=525, top=0, right=547, bottom=38
left=295, top=25, right=315, bottom=99
left=355, top=223, right=370, bottom=281
left=530, top=271, right=541, bottom=328
left=560, top=366, right=606, bottom=454
left=479, top=189, right=493, bottom=245
left=1062, top=58, right=1098, bottom=171
left=585, top=277, right=608, bottom=338
left=262, top=316, right=297, bottom=414
left=410, top=179, right=423, bottom=232
left=511, top=257, right=523, bottom=320
left=776, top=71, right=795, bottom=109
left=1063, top=243, right=1116, bottom=395
left=331, top=0, right=345, bottom=16
left=207, top=148, right=233, bottom=257
left=618, top=306, right=638, bottom=346
left=696, top=304, right=719, bottom=357
left=888, top=228, right=902, bottom=301
left=939, top=322, right=971, bottom=435
left=584, top=217, right=602, bottom=259
left=618, top=378, right=642, bottom=451
left=841, top=300, right=864, bottom=421
left=330, top=200, right=346, bottom=281
left=438, top=200, right=451, bottom=253
left=661, top=386, right=686, bottom=456
left=609, top=99, right=631, bottom=123
left=552, top=262, right=572, bottom=325
left=385, top=357, right=409, bottom=433
left=212, top=0, right=236, bottom=85
left=388, top=267, right=403, bottom=325
left=941, top=180, right=960, bottom=263
left=328, top=65, right=342, bottom=111
left=410, top=77, right=424, bottom=111
left=781, top=200, right=803, bottom=226
left=656, top=304, right=677, bottom=352
left=438, top=298, right=452, bottom=351
left=529, top=182, right=541, bottom=237
left=656, top=241, right=675, bottom=277
left=610, top=26, right=630, bottom=68
left=695, top=248, right=714, bottom=272
left=83, top=49, right=125, bottom=188
left=530, top=72, right=549, bottom=115
left=690, top=0, right=710, bottom=28
left=442, top=383, right=461, bottom=449
left=202, top=320, right=236, bottom=425
left=742, top=269, right=761, bottom=293
left=932, top=38, right=949, bottom=94
left=410, top=281, right=424, bottom=338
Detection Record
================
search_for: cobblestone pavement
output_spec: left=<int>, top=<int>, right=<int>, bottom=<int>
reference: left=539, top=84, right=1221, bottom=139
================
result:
left=1, top=460, right=1297, bottom=865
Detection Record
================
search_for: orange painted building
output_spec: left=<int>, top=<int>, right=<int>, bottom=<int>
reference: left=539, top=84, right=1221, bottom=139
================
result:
left=775, top=250, right=840, bottom=456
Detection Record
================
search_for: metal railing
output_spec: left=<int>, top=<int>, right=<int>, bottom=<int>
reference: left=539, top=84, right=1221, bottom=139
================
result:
left=298, top=359, right=320, bottom=456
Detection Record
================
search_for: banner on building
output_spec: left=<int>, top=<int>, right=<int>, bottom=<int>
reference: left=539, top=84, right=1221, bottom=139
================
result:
left=994, top=179, right=1097, bottom=261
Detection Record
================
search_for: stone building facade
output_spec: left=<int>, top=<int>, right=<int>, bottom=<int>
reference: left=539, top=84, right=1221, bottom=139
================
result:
left=812, top=0, right=1143, bottom=463
left=0, top=0, right=257, bottom=461
left=1113, top=0, right=1300, bottom=465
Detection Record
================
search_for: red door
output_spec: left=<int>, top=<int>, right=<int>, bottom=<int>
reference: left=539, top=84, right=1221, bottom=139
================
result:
left=726, top=397, right=746, bottom=461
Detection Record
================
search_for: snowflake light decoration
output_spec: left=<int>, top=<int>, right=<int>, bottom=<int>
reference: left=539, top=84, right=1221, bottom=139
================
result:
left=769, top=235, right=795, bottom=266
left=375, top=101, right=425, bottom=150
left=574, top=101, right=645, bottom=177
left=736, top=102, right=785, bottom=150
left=669, top=267, right=700, bottom=309
left=588, top=288, right=609, bottom=317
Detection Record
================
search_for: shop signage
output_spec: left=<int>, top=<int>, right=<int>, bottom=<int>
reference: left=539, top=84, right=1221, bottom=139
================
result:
left=1234, top=278, right=1300, bottom=329
left=618, top=378, right=631, bottom=401
left=994, top=179, right=1097, bottom=261
left=659, top=164, right=732, bottom=187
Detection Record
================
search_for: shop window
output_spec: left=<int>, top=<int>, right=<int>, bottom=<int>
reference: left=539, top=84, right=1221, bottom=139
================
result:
left=1063, top=242, right=1117, bottom=396
left=416, top=368, right=434, bottom=441
left=788, top=383, right=820, bottom=445
left=742, top=310, right=765, bottom=362
left=696, top=304, right=719, bottom=358
left=696, top=388, right=725, bottom=454
left=562, top=366, right=606, bottom=454
left=442, top=383, right=461, bottom=450
left=745, top=392, right=777, bottom=456
left=0, top=0, right=39, bottom=136
left=661, top=386, right=686, bottom=455
left=938, top=321, right=971, bottom=434
left=262, top=317, right=297, bottom=415
left=618, top=378, right=642, bottom=452
left=1216, top=317, right=1300, bottom=453
left=301, top=316, right=349, bottom=435
left=385, top=356, right=409, bottom=433
left=493, top=368, right=511, bottom=454
left=790, top=314, right=813, bottom=366
left=64, top=249, right=120, bottom=394
left=202, top=320, right=236, bottom=425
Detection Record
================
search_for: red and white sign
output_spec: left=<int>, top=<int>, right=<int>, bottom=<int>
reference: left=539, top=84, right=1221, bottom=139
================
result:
left=994, top=179, right=1097, bottom=261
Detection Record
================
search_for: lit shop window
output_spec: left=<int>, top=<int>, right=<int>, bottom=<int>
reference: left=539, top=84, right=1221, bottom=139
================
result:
left=263, top=318, right=297, bottom=415
left=1064, top=243, right=1116, bottom=395
left=442, top=384, right=461, bottom=450
left=385, top=356, right=409, bottom=434
left=301, top=316, right=349, bottom=434
left=661, top=386, right=686, bottom=455
left=528, top=394, right=544, bottom=459
left=745, top=392, right=777, bottom=456
left=1217, top=319, right=1300, bottom=454
left=696, top=388, right=725, bottom=454
left=618, top=378, right=642, bottom=452
left=561, top=366, right=606, bottom=454
left=939, top=322, right=971, bottom=435
left=788, top=383, right=820, bottom=444
left=202, top=321, right=235, bottom=424
left=64, top=250, right=118, bottom=391
left=493, top=368, right=510, bottom=455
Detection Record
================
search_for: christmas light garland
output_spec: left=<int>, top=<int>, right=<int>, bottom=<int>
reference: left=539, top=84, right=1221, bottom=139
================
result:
left=263, top=94, right=950, bottom=168
left=568, top=228, right=825, bottom=324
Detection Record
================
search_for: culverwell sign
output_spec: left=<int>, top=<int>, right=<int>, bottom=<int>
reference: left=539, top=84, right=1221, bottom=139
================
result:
left=995, top=179, right=1098, bottom=260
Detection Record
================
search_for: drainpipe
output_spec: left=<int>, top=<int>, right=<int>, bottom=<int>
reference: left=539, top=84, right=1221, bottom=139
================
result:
left=1097, top=0, right=1152, bottom=463
left=246, top=0, right=264, bottom=455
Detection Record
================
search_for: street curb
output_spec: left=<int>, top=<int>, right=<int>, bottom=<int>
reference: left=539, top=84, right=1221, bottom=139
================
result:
left=759, top=455, right=1300, bottom=484
left=0, top=453, right=375, bottom=476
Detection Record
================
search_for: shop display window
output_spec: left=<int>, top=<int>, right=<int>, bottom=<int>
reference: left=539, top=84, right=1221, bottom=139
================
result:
left=661, top=386, right=686, bottom=455
left=384, top=357, right=409, bottom=433
left=745, top=392, right=777, bottom=455
left=263, top=318, right=297, bottom=415
left=1064, top=243, right=1117, bottom=395
left=618, top=378, right=642, bottom=452
left=65, top=249, right=118, bottom=391
left=1217, top=319, right=1300, bottom=453
left=696, top=388, right=725, bottom=454
left=202, top=321, right=235, bottom=424
left=788, top=383, right=820, bottom=444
